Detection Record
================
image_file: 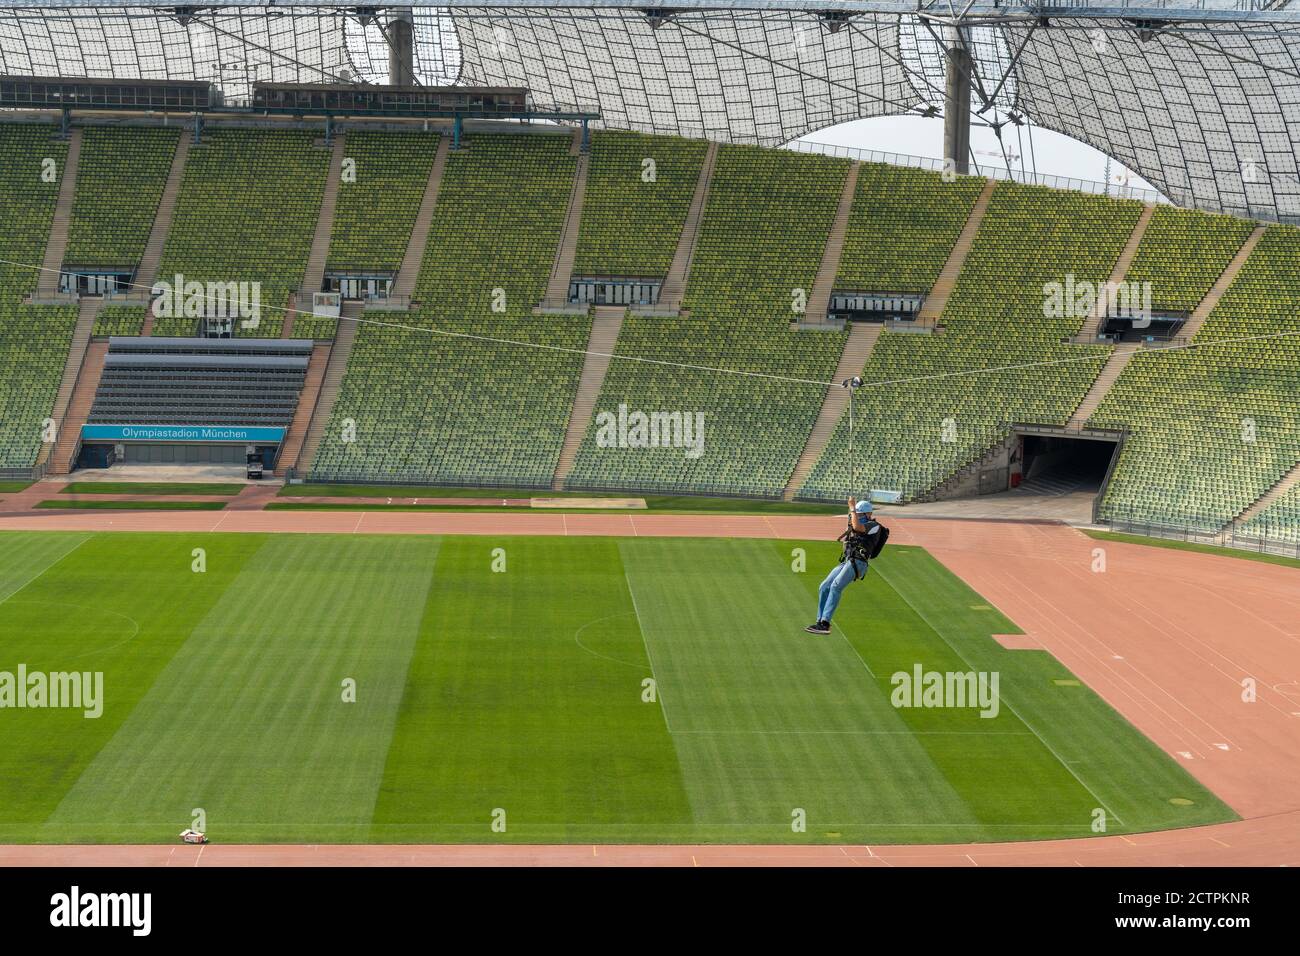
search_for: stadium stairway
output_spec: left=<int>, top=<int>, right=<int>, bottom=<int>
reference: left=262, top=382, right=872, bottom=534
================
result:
left=658, top=141, right=718, bottom=312
left=281, top=297, right=297, bottom=338
left=1068, top=340, right=1140, bottom=428
left=804, top=161, right=861, bottom=323
left=300, top=135, right=346, bottom=307
left=1077, top=202, right=1157, bottom=341
left=552, top=306, right=625, bottom=490
left=36, top=294, right=100, bottom=470
left=35, top=128, right=82, bottom=299
left=1179, top=224, right=1267, bottom=340
left=784, top=322, right=883, bottom=500
left=48, top=339, right=108, bottom=475
left=542, top=134, right=590, bottom=308
left=915, top=178, right=996, bottom=324
left=1229, top=457, right=1300, bottom=529
left=273, top=341, right=330, bottom=475
left=296, top=301, right=359, bottom=475
left=392, top=135, right=450, bottom=300
left=135, top=132, right=189, bottom=295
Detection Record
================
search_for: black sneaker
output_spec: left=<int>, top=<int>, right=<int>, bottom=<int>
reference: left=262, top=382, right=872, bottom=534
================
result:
left=804, top=621, right=831, bottom=634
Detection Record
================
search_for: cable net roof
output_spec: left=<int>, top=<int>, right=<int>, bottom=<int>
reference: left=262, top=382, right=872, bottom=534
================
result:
left=1, top=5, right=1297, bottom=220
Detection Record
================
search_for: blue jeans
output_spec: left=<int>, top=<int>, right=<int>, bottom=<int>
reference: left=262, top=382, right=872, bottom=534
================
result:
left=817, top=559, right=867, bottom=623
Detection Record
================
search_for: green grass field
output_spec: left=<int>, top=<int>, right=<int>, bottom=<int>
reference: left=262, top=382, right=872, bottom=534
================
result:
left=36, top=500, right=228, bottom=511
left=278, top=484, right=841, bottom=515
left=58, top=482, right=244, bottom=496
left=0, top=531, right=1233, bottom=845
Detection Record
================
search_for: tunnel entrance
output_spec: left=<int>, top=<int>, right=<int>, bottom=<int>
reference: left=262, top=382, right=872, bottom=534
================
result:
left=1014, top=431, right=1119, bottom=497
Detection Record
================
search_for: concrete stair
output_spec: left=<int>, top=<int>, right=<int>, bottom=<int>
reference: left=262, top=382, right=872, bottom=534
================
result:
left=392, top=135, right=450, bottom=299
left=295, top=302, right=360, bottom=475
left=48, top=340, right=108, bottom=475
left=226, top=483, right=283, bottom=511
left=36, top=128, right=82, bottom=298
left=1179, top=225, right=1268, bottom=341
left=281, top=295, right=296, bottom=339
left=782, top=322, right=883, bottom=500
left=916, top=178, right=996, bottom=324
left=916, top=432, right=1021, bottom=503
left=1067, top=341, right=1140, bottom=428
left=136, top=132, right=190, bottom=292
left=301, top=135, right=346, bottom=300
left=542, top=139, right=590, bottom=308
left=36, top=295, right=101, bottom=469
left=1231, top=458, right=1300, bottom=528
left=659, top=141, right=718, bottom=312
left=274, top=341, right=331, bottom=475
left=804, top=162, right=860, bottom=323
left=1078, top=202, right=1156, bottom=341
left=551, top=307, right=624, bottom=490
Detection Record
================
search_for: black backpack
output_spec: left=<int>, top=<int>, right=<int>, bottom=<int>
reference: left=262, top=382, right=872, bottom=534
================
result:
left=866, top=520, right=890, bottom=559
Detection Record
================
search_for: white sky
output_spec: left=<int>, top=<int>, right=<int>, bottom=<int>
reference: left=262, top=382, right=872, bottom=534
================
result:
left=800, top=114, right=1160, bottom=196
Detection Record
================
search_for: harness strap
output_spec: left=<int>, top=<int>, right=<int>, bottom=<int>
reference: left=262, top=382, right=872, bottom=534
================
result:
left=838, top=524, right=872, bottom=580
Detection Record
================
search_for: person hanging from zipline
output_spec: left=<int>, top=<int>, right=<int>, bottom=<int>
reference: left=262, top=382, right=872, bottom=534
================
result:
left=805, top=496, right=889, bottom=635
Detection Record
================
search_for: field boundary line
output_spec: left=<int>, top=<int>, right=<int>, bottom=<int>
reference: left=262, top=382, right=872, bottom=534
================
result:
left=872, top=560, right=1126, bottom=827
left=668, top=729, right=1034, bottom=736
left=0, top=534, right=92, bottom=608
left=620, top=553, right=673, bottom=734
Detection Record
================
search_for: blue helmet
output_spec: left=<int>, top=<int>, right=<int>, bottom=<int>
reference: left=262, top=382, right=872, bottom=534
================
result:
left=855, top=500, right=874, bottom=514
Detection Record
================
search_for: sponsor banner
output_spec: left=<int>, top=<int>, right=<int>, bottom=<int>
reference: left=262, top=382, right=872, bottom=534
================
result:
left=80, top=424, right=285, bottom=444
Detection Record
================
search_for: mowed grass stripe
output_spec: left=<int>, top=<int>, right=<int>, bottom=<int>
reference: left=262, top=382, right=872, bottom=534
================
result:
left=371, top=536, right=692, bottom=841
left=47, top=536, right=438, bottom=842
left=0, top=532, right=92, bottom=605
left=798, top=542, right=1107, bottom=836
left=872, top=550, right=1236, bottom=834
left=0, top=532, right=263, bottom=836
left=620, top=538, right=979, bottom=838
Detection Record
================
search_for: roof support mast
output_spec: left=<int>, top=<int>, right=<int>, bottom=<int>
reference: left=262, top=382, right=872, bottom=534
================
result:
left=942, top=22, right=971, bottom=176
left=388, top=8, right=416, bottom=86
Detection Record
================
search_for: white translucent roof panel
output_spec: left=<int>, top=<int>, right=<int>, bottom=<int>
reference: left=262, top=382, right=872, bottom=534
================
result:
left=1007, top=18, right=1300, bottom=221
left=1, top=6, right=1298, bottom=219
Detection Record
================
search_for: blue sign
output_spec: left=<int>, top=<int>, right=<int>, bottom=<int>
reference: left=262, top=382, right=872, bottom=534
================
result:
left=80, top=424, right=285, bottom=444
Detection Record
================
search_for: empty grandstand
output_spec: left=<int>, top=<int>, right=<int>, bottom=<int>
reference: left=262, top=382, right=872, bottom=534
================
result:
left=0, top=1, right=1297, bottom=552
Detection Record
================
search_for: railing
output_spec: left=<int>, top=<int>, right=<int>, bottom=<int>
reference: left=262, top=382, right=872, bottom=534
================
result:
left=787, top=139, right=1167, bottom=204
left=0, top=465, right=41, bottom=480
left=1008, top=421, right=1124, bottom=441
left=359, top=293, right=411, bottom=312
left=102, top=289, right=152, bottom=305
left=790, top=138, right=1300, bottom=228
left=1100, top=511, right=1300, bottom=560
left=883, top=318, right=940, bottom=334
left=1067, top=331, right=1191, bottom=348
